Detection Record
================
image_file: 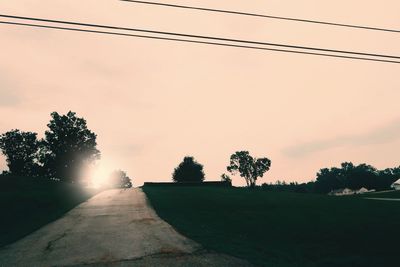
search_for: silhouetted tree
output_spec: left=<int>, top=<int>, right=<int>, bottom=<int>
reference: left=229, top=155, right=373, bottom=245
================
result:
left=108, top=170, right=132, bottom=188
left=346, top=163, right=378, bottom=190
left=41, top=111, right=100, bottom=182
left=260, top=163, right=400, bottom=194
left=172, top=156, right=205, bottom=182
left=0, top=129, right=40, bottom=176
left=314, top=167, right=345, bottom=193
left=221, top=173, right=232, bottom=183
left=314, top=162, right=400, bottom=193
left=227, top=151, right=271, bottom=187
left=378, top=167, right=400, bottom=190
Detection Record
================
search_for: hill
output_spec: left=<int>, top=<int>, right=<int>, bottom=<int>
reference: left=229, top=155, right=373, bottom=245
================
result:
left=0, top=176, right=97, bottom=247
left=143, top=186, right=400, bottom=267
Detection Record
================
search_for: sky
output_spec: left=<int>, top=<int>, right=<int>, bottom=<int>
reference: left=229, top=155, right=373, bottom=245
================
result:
left=1, top=0, right=400, bottom=186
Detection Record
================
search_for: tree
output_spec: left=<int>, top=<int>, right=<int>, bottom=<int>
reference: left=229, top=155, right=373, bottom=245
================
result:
left=220, top=173, right=232, bottom=183
left=0, top=129, right=40, bottom=176
left=314, top=162, right=399, bottom=193
left=172, top=156, right=205, bottom=182
left=108, top=170, right=132, bottom=188
left=227, top=151, right=271, bottom=187
left=314, top=167, right=345, bottom=193
left=41, top=111, right=100, bottom=182
left=378, top=167, right=400, bottom=190
left=346, top=163, right=378, bottom=190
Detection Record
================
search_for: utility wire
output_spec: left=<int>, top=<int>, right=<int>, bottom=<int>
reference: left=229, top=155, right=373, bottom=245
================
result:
left=1, top=20, right=400, bottom=64
left=120, top=0, right=400, bottom=34
left=1, top=14, right=399, bottom=61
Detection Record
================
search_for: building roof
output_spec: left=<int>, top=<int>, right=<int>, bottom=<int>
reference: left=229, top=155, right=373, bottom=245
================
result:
left=392, top=179, right=400, bottom=185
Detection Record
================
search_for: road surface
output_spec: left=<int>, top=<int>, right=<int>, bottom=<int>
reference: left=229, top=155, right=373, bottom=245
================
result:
left=365, top=197, right=400, bottom=201
left=0, top=189, right=251, bottom=266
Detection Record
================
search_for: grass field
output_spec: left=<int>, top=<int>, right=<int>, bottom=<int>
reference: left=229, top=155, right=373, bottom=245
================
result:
left=143, top=186, right=400, bottom=267
left=362, top=189, right=400, bottom=198
left=0, top=176, right=97, bottom=247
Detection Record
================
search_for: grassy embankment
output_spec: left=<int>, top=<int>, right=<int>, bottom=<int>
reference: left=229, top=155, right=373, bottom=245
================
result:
left=0, top=176, right=97, bottom=247
left=143, top=186, right=400, bottom=267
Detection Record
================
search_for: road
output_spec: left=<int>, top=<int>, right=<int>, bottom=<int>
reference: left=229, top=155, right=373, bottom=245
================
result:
left=365, top=197, right=400, bottom=201
left=0, top=188, right=251, bottom=266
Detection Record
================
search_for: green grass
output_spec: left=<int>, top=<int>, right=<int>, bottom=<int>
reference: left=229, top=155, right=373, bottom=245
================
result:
left=143, top=186, right=400, bottom=267
left=0, top=176, right=97, bottom=247
left=362, top=189, right=400, bottom=198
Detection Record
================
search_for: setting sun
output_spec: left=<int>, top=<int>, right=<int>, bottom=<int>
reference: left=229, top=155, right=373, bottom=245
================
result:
left=82, top=161, right=114, bottom=188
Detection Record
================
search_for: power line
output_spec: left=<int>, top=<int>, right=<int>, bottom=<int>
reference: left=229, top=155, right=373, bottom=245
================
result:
left=1, top=20, right=399, bottom=64
left=1, top=14, right=399, bottom=61
left=120, top=0, right=400, bottom=34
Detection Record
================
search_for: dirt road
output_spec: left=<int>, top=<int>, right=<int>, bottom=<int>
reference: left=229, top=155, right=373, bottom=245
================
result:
left=0, top=189, right=251, bottom=266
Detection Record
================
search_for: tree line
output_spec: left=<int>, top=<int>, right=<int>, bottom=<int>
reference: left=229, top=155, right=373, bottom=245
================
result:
left=262, top=162, right=400, bottom=193
left=2, top=112, right=399, bottom=193
left=0, top=111, right=132, bottom=188
left=314, top=162, right=400, bottom=193
left=172, top=155, right=400, bottom=193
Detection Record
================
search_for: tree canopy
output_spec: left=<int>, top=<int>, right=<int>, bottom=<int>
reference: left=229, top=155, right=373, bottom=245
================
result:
left=172, top=156, right=205, bottom=183
left=220, top=173, right=232, bottom=183
left=227, top=151, right=271, bottom=187
left=314, top=162, right=400, bottom=193
left=41, top=111, right=100, bottom=182
left=108, top=170, right=132, bottom=188
left=0, top=130, right=40, bottom=176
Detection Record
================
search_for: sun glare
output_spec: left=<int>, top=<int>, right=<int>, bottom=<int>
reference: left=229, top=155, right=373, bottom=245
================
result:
left=91, top=167, right=107, bottom=188
left=84, top=161, right=114, bottom=189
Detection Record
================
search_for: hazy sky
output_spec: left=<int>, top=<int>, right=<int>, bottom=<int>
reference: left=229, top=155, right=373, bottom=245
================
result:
left=1, top=0, right=400, bottom=186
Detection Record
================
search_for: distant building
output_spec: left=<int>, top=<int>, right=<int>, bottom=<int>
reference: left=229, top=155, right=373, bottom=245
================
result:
left=329, top=187, right=375, bottom=196
left=356, top=187, right=370, bottom=194
left=329, top=188, right=354, bottom=196
left=391, top=179, right=400, bottom=190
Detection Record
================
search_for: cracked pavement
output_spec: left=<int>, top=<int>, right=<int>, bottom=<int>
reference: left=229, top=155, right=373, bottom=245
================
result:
left=0, top=189, right=252, bottom=266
